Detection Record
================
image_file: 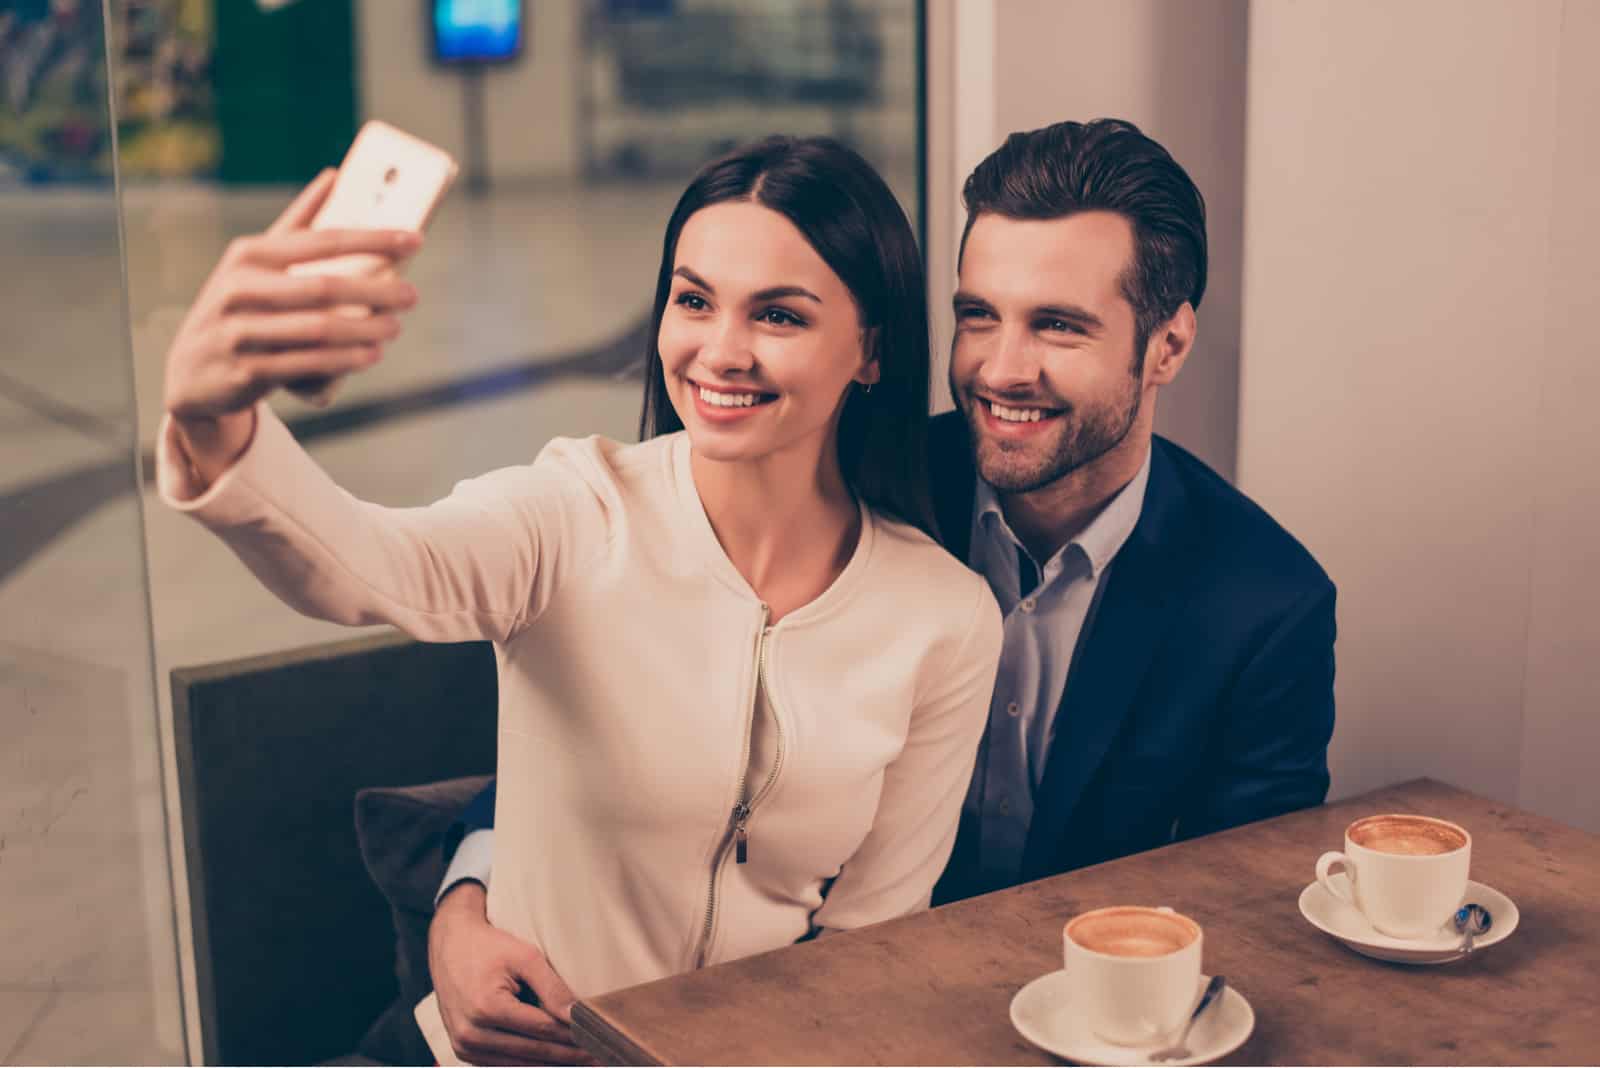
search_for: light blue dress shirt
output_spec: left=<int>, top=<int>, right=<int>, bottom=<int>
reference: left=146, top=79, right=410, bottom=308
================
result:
left=960, top=451, right=1150, bottom=889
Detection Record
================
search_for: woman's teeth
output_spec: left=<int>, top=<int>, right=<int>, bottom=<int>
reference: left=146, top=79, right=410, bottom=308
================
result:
left=990, top=401, right=1046, bottom=423
left=699, top=386, right=765, bottom=408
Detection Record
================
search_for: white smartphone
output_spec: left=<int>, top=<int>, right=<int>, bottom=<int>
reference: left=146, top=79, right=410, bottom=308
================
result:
left=286, top=120, right=459, bottom=405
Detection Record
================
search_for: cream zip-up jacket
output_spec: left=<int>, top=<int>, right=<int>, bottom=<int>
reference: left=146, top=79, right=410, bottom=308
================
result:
left=158, top=404, right=1002, bottom=1021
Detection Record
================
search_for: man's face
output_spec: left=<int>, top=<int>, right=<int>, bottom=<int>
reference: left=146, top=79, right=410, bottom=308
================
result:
left=949, top=211, right=1147, bottom=494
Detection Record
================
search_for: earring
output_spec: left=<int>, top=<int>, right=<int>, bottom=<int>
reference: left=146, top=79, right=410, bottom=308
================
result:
left=863, top=382, right=873, bottom=395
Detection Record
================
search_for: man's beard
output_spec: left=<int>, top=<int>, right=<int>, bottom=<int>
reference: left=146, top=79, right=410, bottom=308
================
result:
left=963, top=377, right=1142, bottom=494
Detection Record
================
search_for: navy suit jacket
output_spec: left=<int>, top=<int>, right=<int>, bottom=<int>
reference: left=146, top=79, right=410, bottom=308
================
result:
left=926, top=413, right=1335, bottom=902
left=450, top=412, right=1337, bottom=903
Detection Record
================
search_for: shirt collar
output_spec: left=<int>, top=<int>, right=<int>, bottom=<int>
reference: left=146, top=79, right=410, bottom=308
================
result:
left=974, top=446, right=1152, bottom=579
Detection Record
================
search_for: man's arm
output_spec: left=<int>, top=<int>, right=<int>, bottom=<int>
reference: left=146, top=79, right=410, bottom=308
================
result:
left=436, top=779, right=496, bottom=906
left=1178, top=580, right=1337, bottom=839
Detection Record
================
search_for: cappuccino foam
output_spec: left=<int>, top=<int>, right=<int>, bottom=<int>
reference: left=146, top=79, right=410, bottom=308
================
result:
left=1350, top=815, right=1467, bottom=856
left=1066, top=907, right=1198, bottom=958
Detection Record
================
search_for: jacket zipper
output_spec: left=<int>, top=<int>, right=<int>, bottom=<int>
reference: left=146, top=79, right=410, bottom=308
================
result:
left=738, top=615, right=787, bottom=863
left=695, top=602, right=787, bottom=966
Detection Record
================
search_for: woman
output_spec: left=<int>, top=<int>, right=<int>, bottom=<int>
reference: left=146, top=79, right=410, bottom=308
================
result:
left=159, top=137, right=1002, bottom=1055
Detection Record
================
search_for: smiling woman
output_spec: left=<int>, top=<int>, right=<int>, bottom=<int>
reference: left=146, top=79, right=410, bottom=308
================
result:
left=153, top=132, right=1003, bottom=1063
left=641, top=135, right=937, bottom=543
left=665, top=216, right=852, bottom=441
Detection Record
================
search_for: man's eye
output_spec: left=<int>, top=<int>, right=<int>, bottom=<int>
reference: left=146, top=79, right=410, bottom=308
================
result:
left=1039, top=318, right=1079, bottom=334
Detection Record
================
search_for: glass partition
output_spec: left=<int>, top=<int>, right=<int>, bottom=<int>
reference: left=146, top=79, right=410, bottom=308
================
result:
left=0, top=0, right=186, bottom=1062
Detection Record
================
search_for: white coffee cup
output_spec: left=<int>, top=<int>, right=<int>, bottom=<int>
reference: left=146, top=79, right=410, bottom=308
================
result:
left=1315, top=813, right=1471, bottom=939
left=1062, top=905, right=1203, bottom=1047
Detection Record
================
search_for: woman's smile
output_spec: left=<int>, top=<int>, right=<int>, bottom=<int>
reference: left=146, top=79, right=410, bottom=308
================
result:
left=690, top=379, right=780, bottom=423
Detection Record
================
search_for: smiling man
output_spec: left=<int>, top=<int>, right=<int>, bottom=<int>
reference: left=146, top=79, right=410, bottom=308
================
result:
left=423, top=119, right=1337, bottom=1064
left=927, top=119, right=1334, bottom=901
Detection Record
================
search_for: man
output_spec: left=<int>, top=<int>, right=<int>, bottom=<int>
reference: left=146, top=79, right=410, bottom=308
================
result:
left=426, top=119, right=1336, bottom=1064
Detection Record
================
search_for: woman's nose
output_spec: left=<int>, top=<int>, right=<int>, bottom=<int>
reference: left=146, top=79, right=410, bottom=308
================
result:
left=698, top=322, right=756, bottom=374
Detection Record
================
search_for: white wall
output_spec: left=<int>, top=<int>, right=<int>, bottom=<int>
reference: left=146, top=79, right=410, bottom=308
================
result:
left=354, top=0, right=582, bottom=182
left=1239, top=0, right=1600, bottom=831
left=1516, top=0, right=1600, bottom=835
left=930, top=0, right=1246, bottom=478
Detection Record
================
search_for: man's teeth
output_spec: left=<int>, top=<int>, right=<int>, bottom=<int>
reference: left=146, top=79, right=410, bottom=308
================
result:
left=990, top=401, right=1046, bottom=423
left=699, top=386, right=764, bottom=408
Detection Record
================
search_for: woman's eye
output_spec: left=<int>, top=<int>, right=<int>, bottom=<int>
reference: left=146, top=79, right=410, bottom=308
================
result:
left=675, top=293, right=708, bottom=311
left=759, top=307, right=804, bottom=327
left=956, top=306, right=991, bottom=322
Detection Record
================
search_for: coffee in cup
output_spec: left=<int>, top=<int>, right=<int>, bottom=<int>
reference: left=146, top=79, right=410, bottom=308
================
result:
left=1315, top=814, right=1470, bottom=939
left=1350, top=814, right=1467, bottom=855
left=1062, top=906, right=1203, bottom=1046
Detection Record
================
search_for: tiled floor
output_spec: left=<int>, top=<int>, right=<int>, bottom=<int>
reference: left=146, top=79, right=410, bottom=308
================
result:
left=0, top=992, right=55, bottom=1063
left=0, top=641, right=177, bottom=1064
left=1, top=166, right=916, bottom=1063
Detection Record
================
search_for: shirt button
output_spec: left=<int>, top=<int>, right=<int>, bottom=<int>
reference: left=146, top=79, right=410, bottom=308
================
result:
left=998, top=798, right=1011, bottom=815
left=1007, top=701, right=1020, bottom=718
left=1020, top=597, right=1037, bottom=613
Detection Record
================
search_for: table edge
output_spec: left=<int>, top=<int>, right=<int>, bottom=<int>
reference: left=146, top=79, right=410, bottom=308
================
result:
left=573, top=1000, right=663, bottom=1066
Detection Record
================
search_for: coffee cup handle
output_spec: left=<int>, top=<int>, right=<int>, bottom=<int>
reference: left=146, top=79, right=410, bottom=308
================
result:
left=1315, top=851, right=1356, bottom=907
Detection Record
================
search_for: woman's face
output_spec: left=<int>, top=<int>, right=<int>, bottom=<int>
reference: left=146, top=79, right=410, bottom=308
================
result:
left=658, top=200, right=880, bottom=468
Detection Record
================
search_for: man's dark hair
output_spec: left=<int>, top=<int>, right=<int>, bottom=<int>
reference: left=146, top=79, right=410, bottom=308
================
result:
left=960, top=118, right=1208, bottom=361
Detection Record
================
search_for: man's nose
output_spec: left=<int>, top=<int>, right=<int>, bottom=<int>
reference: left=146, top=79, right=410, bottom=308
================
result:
left=977, top=329, right=1039, bottom=391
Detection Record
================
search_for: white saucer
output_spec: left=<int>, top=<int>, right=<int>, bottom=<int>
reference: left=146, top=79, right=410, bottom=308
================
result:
left=1010, top=971, right=1254, bottom=1067
left=1298, top=875, right=1519, bottom=964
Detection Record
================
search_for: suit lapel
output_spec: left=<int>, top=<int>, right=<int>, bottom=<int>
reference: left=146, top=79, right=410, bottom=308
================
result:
left=1020, top=440, right=1194, bottom=879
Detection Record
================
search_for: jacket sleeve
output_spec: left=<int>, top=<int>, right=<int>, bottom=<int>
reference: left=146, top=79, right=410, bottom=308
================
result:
left=1179, top=579, right=1337, bottom=838
left=157, top=404, right=613, bottom=644
left=439, top=777, right=499, bottom=867
left=810, top=583, right=1002, bottom=930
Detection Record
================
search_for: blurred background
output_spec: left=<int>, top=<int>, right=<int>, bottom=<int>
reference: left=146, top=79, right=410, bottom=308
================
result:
left=3, top=0, right=1598, bottom=1064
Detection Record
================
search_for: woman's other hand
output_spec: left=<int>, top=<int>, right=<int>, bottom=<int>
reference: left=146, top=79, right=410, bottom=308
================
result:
left=429, top=882, right=597, bottom=1066
left=162, top=168, right=421, bottom=481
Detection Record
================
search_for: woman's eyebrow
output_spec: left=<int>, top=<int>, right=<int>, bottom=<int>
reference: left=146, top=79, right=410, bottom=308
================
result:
left=751, top=285, right=822, bottom=305
left=674, top=266, right=822, bottom=305
left=675, top=265, right=825, bottom=303
left=673, top=266, right=715, bottom=291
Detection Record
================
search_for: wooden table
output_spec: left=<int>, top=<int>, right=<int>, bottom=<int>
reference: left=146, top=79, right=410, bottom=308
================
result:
left=571, top=779, right=1600, bottom=1064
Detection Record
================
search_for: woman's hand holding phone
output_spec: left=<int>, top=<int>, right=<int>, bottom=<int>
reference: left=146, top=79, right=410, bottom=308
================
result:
left=162, top=168, right=421, bottom=485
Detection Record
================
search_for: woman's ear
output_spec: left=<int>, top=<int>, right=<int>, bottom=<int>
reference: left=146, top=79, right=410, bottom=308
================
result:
left=856, top=327, right=882, bottom=385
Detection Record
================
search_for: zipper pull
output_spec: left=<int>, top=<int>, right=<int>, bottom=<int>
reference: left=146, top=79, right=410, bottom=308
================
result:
left=733, top=801, right=750, bottom=864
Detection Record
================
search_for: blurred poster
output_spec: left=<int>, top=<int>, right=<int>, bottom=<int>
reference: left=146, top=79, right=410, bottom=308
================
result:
left=0, top=0, right=218, bottom=182
left=116, top=0, right=219, bottom=177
